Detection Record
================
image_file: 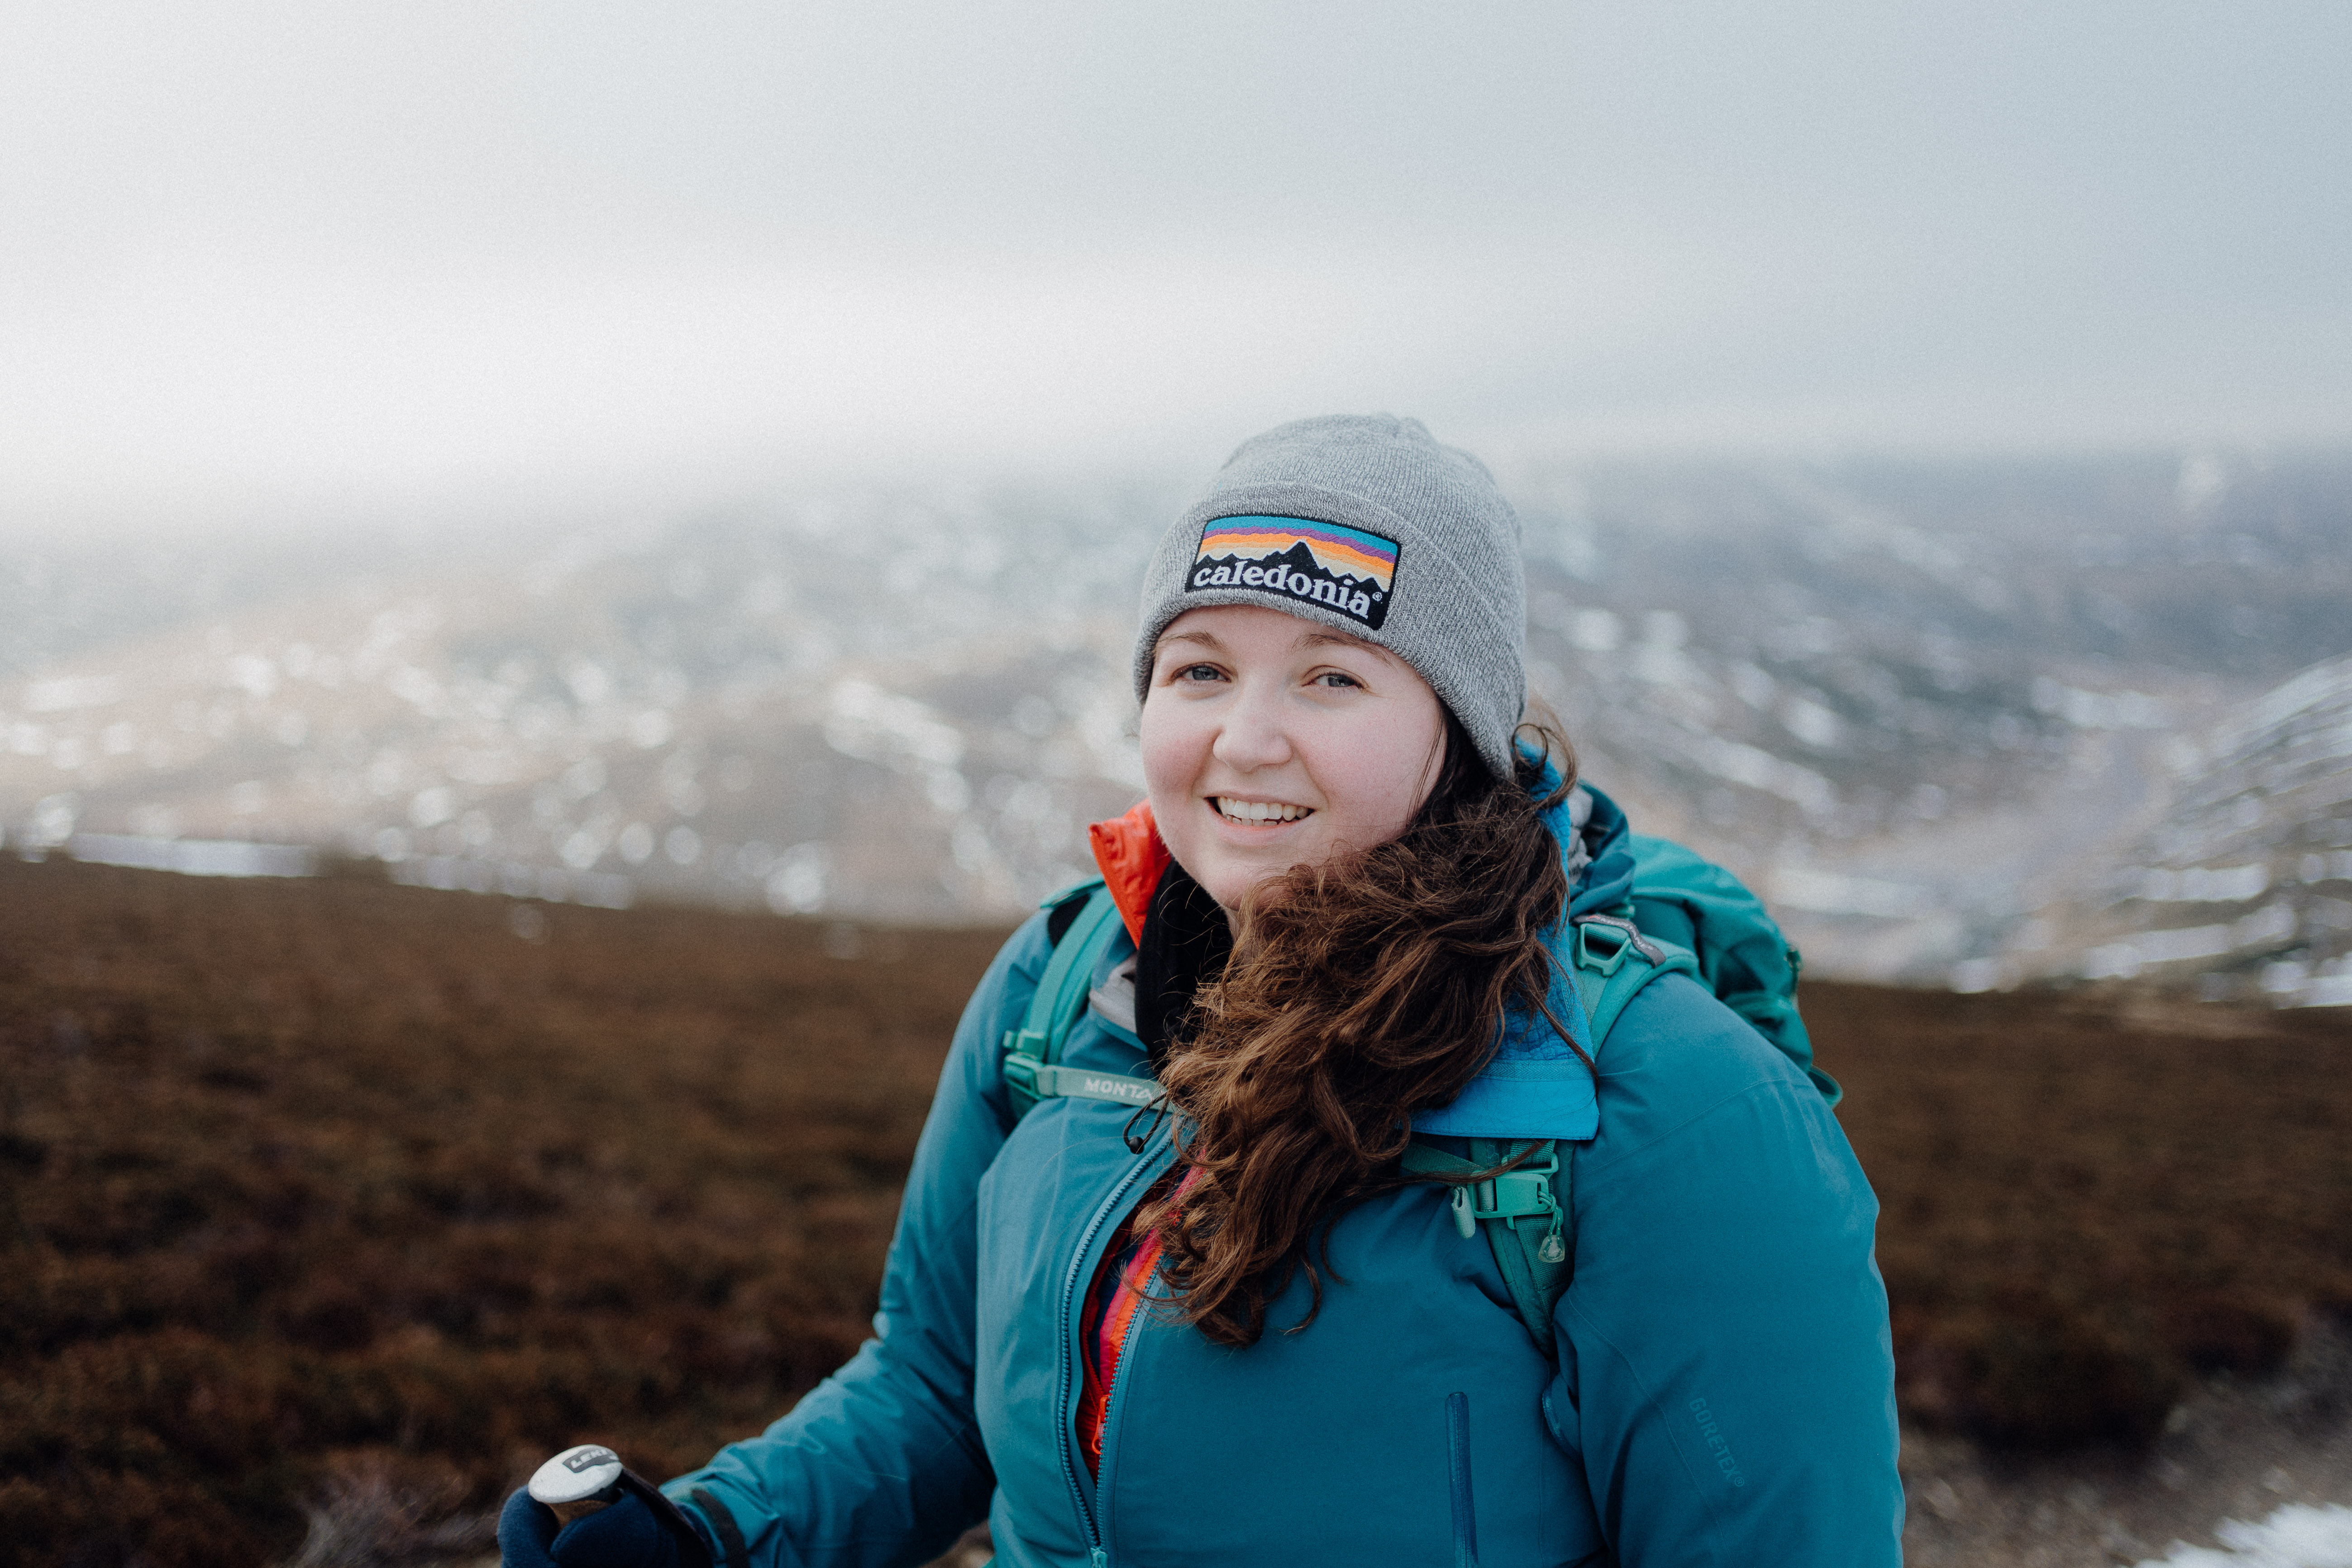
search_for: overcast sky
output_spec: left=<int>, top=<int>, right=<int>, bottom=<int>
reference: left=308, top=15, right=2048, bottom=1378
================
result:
left=4, top=1, right=2347, bottom=537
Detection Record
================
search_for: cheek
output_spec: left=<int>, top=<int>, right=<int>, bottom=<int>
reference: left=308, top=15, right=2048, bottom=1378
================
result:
left=1137, top=697, right=1205, bottom=798
left=1302, top=701, right=1446, bottom=834
left=1317, top=749, right=1434, bottom=834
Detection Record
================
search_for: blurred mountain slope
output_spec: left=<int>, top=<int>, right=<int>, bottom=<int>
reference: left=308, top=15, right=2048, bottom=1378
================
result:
left=3, top=448, right=2347, bottom=981
left=2014, top=652, right=2352, bottom=1004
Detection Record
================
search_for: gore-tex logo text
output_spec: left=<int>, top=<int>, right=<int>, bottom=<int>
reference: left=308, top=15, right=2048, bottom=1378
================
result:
left=1688, top=1398, right=1746, bottom=1488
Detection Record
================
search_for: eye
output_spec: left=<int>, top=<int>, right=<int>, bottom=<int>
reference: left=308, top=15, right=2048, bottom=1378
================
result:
left=1311, top=670, right=1362, bottom=690
left=1173, top=662, right=1225, bottom=684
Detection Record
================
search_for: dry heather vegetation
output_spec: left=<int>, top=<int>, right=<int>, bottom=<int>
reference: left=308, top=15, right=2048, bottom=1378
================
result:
left=1, top=856, right=2348, bottom=1568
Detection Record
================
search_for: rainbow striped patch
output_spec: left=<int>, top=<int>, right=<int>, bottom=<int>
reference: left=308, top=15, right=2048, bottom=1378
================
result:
left=1187, top=515, right=1402, bottom=630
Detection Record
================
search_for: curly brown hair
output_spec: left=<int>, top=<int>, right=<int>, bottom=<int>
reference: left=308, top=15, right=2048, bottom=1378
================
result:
left=1135, top=712, right=1580, bottom=1349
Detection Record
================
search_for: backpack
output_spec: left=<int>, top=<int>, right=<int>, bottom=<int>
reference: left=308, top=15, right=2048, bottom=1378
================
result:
left=998, top=834, right=1826, bottom=1358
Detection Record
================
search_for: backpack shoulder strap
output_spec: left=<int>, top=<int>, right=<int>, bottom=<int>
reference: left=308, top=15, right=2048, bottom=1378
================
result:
left=1399, top=1136, right=1565, bottom=1356
left=1404, top=914, right=1701, bottom=1355
left=1569, top=911, right=1700, bottom=1042
left=999, top=883, right=1160, bottom=1120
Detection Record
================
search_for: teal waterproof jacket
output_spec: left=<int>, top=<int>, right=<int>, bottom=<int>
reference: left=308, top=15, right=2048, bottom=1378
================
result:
left=665, top=789, right=1903, bottom=1566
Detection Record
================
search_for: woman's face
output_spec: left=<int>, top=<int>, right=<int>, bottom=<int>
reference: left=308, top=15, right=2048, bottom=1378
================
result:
left=1140, top=604, right=1449, bottom=912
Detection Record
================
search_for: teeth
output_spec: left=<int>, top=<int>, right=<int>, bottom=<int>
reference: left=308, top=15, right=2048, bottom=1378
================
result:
left=1215, top=798, right=1312, bottom=824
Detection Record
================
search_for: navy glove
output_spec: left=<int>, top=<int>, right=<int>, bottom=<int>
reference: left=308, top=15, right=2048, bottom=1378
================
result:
left=499, top=1487, right=701, bottom=1568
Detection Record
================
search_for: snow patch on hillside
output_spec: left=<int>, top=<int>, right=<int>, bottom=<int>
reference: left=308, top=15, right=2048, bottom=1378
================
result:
left=2135, top=1502, right=2352, bottom=1567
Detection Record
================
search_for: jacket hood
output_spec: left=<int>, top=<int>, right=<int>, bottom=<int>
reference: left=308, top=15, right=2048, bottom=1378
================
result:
left=1412, top=777, right=1623, bottom=1142
left=1567, top=783, right=1636, bottom=920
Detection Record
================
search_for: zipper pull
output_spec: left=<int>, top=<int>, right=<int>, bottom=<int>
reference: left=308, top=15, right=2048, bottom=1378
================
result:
left=1091, top=1549, right=1109, bottom=1568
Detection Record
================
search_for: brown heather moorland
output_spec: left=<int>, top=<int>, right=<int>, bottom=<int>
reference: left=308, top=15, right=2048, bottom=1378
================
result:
left=0, top=854, right=2348, bottom=1567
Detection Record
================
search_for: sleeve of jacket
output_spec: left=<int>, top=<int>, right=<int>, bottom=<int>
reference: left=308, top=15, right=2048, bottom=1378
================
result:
left=1543, top=974, right=1904, bottom=1567
left=658, top=915, right=1051, bottom=1568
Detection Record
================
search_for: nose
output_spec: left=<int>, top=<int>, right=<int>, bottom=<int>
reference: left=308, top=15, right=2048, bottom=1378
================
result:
left=1211, top=682, right=1294, bottom=773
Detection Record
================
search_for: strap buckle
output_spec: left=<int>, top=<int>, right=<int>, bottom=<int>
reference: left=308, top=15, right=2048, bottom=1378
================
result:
left=1000, top=1028, right=1047, bottom=1095
left=1448, top=1144, right=1561, bottom=1241
left=1572, top=914, right=1662, bottom=975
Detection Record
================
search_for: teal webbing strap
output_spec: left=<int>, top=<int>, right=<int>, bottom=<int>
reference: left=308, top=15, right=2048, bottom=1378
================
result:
left=1001, top=884, right=1131, bottom=1119
left=1403, top=915, right=1699, bottom=1355
left=1402, top=1136, right=1567, bottom=1354
left=1022, top=1063, right=1163, bottom=1109
left=1570, top=914, right=1698, bottom=1045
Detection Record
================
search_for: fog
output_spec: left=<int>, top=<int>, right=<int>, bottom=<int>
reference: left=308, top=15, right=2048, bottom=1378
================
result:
left=5, top=3, right=2351, bottom=997
left=5, top=1, right=2348, bottom=536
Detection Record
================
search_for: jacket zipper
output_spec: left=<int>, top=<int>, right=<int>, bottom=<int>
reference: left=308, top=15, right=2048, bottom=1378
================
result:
left=1088, top=1223, right=1162, bottom=1557
left=1056, top=1128, right=1170, bottom=1568
left=1447, top=1392, right=1479, bottom=1568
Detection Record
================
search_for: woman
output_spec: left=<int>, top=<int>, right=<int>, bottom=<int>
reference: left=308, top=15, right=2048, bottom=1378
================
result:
left=504, top=415, right=1903, bottom=1567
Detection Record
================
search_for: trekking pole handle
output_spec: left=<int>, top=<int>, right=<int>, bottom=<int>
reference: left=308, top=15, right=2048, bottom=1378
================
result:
left=528, top=1444, right=711, bottom=1566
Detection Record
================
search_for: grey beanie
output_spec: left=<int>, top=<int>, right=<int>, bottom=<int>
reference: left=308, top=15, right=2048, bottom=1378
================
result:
left=1131, top=414, right=1527, bottom=780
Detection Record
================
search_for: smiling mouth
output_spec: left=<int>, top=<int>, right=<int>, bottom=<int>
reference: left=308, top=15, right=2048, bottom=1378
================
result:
left=1212, top=797, right=1314, bottom=825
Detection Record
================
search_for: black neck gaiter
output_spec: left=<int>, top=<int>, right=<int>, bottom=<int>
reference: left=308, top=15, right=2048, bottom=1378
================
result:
left=1131, top=860, right=1234, bottom=1075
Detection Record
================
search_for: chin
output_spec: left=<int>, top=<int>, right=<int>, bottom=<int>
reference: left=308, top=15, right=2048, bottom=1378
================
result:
left=1209, top=863, right=1294, bottom=914
left=1194, top=831, right=1353, bottom=911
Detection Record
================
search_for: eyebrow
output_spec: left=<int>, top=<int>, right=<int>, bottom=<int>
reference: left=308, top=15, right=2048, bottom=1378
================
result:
left=1154, top=627, right=1395, bottom=661
left=1294, top=629, right=1383, bottom=655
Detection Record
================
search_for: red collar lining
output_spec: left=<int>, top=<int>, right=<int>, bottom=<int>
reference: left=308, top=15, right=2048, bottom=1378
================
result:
left=1086, top=800, right=1168, bottom=946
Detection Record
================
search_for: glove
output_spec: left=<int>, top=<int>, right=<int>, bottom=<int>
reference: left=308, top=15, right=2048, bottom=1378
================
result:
left=499, top=1487, right=701, bottom=1568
